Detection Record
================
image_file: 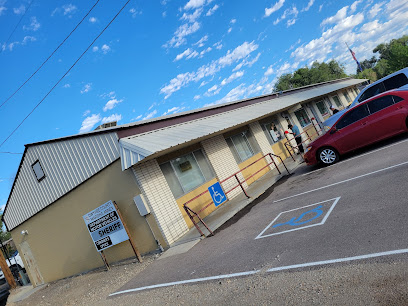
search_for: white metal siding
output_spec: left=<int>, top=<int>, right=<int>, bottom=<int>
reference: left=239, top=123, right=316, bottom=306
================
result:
left=4, top=132, right=120, bottom=230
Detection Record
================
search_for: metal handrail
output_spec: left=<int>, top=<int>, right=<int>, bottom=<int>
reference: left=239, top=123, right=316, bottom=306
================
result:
left=183, top=152, right=290, bottom=236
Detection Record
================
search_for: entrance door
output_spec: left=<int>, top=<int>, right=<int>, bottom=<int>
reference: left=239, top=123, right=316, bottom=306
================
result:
left=20, top=241, right=44, bottom=287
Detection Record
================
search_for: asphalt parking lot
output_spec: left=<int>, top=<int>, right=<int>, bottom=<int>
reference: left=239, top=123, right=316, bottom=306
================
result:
left=111, top=134, right=408, bottom=298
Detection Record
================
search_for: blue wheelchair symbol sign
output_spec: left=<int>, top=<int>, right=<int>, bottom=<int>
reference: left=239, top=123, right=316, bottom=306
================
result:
left=208, top=182, right=227, bottom=207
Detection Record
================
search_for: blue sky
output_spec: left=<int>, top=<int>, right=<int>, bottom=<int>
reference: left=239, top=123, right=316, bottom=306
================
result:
left=0, top=0, right=408, bottom=210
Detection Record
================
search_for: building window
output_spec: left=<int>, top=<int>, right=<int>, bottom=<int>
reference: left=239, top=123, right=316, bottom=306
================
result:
left=294, top=108, right=311, bottom=128
left=226, top=130, right=260, bottom=163
left=32, top=160, right=45, bottom=182
left=315, top=100, right=329, bottom=116
left=344, top=91, right=351, bottom=103
left=263, top=121, right=284, bottom=144
left=332, top=95, right=342, bottom=107
left=160, top=149, right=215, bottom=198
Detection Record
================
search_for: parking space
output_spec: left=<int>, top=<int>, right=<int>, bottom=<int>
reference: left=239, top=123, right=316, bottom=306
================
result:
left=111, top=134, right=408, bottom=297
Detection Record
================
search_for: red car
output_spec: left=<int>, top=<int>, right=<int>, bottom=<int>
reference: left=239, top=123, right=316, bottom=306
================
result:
left=304, top=89, right=408, bottom=165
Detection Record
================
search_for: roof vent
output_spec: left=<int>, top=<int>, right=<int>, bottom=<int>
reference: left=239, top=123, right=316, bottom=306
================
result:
left=94, top=121, right=117, bottom=130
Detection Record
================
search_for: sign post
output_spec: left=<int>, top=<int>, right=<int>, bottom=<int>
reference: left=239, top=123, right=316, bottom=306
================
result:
left=83, top=200, right=142, bottom=268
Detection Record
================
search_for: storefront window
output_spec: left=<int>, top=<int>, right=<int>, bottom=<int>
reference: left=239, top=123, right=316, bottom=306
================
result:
left=344, top=91, right=351, bottom=103
left=226, top=130, right=260, bottom=163
left=316, top=100, right=329, bottom=116
left=263, top=121, right=284, bottom=144
left=294, top=108, right=311, bottom=128
left=160, top=149, right=215, bottom=198
left=332, top=95, right=342, bottom=107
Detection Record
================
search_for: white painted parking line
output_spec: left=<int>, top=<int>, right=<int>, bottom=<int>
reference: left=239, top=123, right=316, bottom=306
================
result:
left=109, top=248, right=408, bottom=297
left=256, top=197, right=340, bottom=239
left=109, top=270, right=260, bottom=297
left=274, top=160, right=408, bottom=203
left=302, top=137, right=408, bottom=177
left=266, top=248, right=408, bottom=272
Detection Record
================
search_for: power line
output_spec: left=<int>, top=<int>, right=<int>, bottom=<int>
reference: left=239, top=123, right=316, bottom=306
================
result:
left=0, top=0, right=101, bottom=110
left=0, top=152, right=23, bottom=155
left=0, top=0, right=34, bottom=55
left=0, top=0, right=131, bottom=148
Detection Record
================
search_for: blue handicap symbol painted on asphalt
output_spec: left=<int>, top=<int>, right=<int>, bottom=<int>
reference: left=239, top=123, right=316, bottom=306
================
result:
left=208, top=182, right=227, bottom=207
left=272, top=205, right=323, bottom=228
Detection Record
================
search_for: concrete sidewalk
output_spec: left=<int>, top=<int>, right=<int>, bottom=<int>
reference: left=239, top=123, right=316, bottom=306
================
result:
left=163, top=156, right=303, bottom=256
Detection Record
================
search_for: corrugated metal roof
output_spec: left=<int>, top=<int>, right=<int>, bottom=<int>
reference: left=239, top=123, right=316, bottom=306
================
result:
left=4, top=132, right=120, bottom=230
left=120, top=79, right=364, bottom=169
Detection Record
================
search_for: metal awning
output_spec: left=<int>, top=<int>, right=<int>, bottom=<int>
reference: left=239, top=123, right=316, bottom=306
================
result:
left=120, top=79, right=364, bottom=170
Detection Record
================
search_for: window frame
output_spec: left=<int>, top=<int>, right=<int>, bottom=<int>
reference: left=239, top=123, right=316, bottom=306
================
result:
left=160, top=149, right=216, bottom=198
left=331, top=95, right=342, bottom=108
left=262, top=120, right=284, bottom=145
left=366, top=95, right=395, bottom=115
left=225, top=129, right=260, bottom=164
left=315, top=100, right=329, bottom=116
left=343, top=91, right=352, bottom=103
left=31, top=160, right=46, bottom=182
left=294, top=108, right=311, bottom=128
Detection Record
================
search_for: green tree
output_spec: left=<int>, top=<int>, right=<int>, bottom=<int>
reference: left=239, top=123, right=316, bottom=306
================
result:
left=372, top=35, right=408, bottom=77
left=274, top=60, right=347, bottom=92
left=356, top=68, right=378, bottom=83
left=0, top=214, right=11, bottom=242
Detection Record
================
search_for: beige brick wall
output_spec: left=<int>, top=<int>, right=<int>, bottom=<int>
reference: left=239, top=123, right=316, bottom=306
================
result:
left=201, top=135, right=246, bottom=200
left=249, top=122, right=277, bottom=168
left=132, top=159, right=188, bottom=246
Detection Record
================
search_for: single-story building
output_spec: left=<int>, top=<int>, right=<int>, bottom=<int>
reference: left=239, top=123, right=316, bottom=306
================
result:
left=3, top=78, right=366, bottom=286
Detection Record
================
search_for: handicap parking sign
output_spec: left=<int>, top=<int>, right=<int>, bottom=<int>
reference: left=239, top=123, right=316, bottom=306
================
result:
left=208, top=182, right=227, bottom=207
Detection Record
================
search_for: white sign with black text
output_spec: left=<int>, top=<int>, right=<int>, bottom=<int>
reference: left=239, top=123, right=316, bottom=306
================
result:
left=83, top=200, right=129, bottom=252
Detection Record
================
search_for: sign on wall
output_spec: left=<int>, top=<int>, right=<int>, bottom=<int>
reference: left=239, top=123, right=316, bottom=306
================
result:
left=83, top=200, right=129, bottom=252
left=208, top=182, right=227, bottom=207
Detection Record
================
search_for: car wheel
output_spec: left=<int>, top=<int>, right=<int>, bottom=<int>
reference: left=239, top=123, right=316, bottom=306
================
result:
left=318, top=147, right=339, bottom=165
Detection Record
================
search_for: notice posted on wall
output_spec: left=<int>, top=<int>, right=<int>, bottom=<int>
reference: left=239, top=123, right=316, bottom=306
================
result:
left=83, top=200, right=129, bottom=252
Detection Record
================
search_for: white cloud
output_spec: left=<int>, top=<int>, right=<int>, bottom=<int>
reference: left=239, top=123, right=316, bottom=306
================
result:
left=129, top=8, right=142, bottom=18
left=79, top=114, right=101, bottom=133
left=89, top=17, right=97, bottom=23
left=0, top=1, right=6, bottom=16
left=23, top=17, right=40, bottom=31
left=200, top=47, right=212, bottom=57
left=319, top=4, right=323, bottom=12
left=302, top=0, right=314, bottom=12
left=103, top=98, right=123, bottom=112
left=205, top=84, right=221, bottom=96
left=221, top=71, right=244, bottom=86
left=102, top=114, right=122, bottom=124
left=287, top=19, right=296, bottom=27
left=81, top=83, right=92, bottom=94
left=181, top=8, right=202, bottom=22
left=206, top=4, right=219, bottom=16
left=131, top=115, right=143, bottom=121
left=350, top=0, right=362, bottom=13
left=22, top=36, right=36, bottom=45
left=63, top=84, right=71, bottom=88
left=83, top=110, right=91, bottom=116
left=274, top=6, right=298, bottom=25
left=230, top=19, right=236, bottom=24
left=213, top=41, right=223, bottom=50
left=184, top=0, right=206, bottom=10
left=161, top=41, right=258, bottom=98
left=194, top=95, right=201, bottom=100
left=194, top=35, right=208, bottom=47
left=101, top=44, right=111, bottom=54
left=92, top=46, right=99, bottom=52
left=163, top=106, right=186, bottom=115
left=321, top=6, right=348, bottom=26
left=174, top=48, right=199, bottom=61
left=143, top=110, right=158, bottom=120
left=13, top=5, right=25, bottom=15
left=166, top=22, right=201, bottom=48
left=264, top=0, right=285, bottom=17
left=264, top=65, right=274, bottom=76
left=233, top=52, right=260, bottom=71
left=63, top=4, right=77, bottom=16
left=369, top=2, right=385, bottom=18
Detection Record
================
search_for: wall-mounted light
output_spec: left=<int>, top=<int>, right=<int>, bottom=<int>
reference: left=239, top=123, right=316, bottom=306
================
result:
left=21, top=230, right=28, bottom=236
